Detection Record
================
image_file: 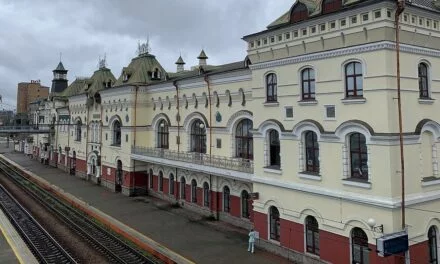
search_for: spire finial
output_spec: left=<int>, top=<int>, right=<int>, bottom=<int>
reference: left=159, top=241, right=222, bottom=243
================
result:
left=137, top=35, right=152, bottom=56
left=98, top=53, right=107, bottom=69
left=59, top=52, right=62, bottom=62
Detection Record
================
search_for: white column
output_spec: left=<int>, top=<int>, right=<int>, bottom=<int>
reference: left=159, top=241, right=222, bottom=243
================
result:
left=342, top=144, right=348, bottom=178
left=433, top=143, right=438, bottom=177
left=298, top=141, right=304, bottom=172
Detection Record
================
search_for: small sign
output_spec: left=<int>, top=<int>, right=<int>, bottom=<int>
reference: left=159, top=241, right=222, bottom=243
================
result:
left=254, top=231, right=259, bottom=239
left=250, top=192, right=259, bottom=200
left=376, top=231, right=409, bottom=257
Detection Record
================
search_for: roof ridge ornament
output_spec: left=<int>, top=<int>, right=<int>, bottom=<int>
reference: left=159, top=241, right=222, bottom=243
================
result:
left=98, top=54, right=107, bottom=69
left=137, top=36, right=152, bottom=56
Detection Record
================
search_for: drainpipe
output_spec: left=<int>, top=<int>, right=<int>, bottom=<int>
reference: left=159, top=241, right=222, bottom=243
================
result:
left=204, top=75, right=216, bottom=218
left=67, top=108, right=70, bottom=172
left=86, top=95, right=90, bottom=180
left=173, top=81, right=181, bottom=201
left=55, top=114, right=59, bottom=168
left=133, top=85, right=139, bottom=196
left=99, top=98, right=104, bottom=184
left=395, top=0, right=406, bottom=231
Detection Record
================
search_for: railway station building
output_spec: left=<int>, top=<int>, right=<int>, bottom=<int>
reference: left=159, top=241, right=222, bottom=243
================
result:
left=29, top=0, right=440, bottom=263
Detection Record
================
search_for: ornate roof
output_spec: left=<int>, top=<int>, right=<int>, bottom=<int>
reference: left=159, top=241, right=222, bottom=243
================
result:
left=267, top=0, right=439, bottom=29
left=113, top=53, right=167, bottom=86
left=197, top=50, right=208, bottom=59
left=175, top=55, right=185, bottom=65
left=54, top=61, right=67, bottom=72
left=58, top=78, right=90, bottom=98
left=81, top=67, right=116, bottom=95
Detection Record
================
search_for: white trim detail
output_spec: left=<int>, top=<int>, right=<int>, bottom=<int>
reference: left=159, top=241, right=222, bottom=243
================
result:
left=299, top=173, right=322, bottom=181
left=250, top=41, right=440, bottom=71
left=264, top=168, right=283, bottom=175
left=422, top=178, right=440, bottom=187
left=342, top=179, right=372, bottom=189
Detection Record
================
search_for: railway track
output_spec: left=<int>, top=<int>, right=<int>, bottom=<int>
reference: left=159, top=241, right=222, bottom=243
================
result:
left=0, top=184, right=77, bottom=264
left=0, top=159, right=160, bottom=264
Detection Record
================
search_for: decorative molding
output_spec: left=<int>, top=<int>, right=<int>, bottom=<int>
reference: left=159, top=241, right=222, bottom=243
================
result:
left=299, top=173, right=322, bottom=182
left=342, top=179, right=372, bottom=189
left=341, top=98, right=367, bottom=105
left=250, top=41, right=440, bottom=71
left=253, top=176, right=440, bottom=209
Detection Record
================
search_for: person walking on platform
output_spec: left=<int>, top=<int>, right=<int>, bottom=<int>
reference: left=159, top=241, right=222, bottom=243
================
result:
left=248, top=228, right=256, bottom=253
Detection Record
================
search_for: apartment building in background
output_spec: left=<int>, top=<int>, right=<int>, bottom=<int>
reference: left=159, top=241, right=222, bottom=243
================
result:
left=16, top=80, right=49, bottom=113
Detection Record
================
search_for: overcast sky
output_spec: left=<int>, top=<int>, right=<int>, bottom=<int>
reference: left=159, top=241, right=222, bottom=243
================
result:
left=0, top=0, right=293, bottom=111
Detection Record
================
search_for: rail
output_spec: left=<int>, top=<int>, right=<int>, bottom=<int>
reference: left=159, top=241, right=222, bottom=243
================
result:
left=132, top=146, right=254, bottom=174
left=0, top=159, right=160, bottom=264
left=0, top=185, right=77, bottom=264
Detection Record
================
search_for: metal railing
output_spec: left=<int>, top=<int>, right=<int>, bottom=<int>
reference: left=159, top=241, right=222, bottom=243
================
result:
left=132, top=146, right=254, bottom=173
left=0, top=125, right=50, bottom=132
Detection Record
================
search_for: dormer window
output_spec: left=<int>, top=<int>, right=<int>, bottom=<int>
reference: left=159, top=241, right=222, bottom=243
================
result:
left=123, top=73, right=131, bottom=82
left=322, top=0, right=342, bottom=14
left=291, top=2, right=308, bottom=23
left=152, top=68, right=161, bottom=80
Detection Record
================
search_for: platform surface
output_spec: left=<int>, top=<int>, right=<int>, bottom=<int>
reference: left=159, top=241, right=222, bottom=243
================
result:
left=0, top=146, right=294, bottom=264
left=0, top=203, right=38, bottom=264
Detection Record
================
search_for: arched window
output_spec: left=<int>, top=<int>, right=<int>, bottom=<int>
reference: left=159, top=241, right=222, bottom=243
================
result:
left=149, top=169, right=154, bottom=189
left=305, top=216, right=320, bottom=255
left=180, top=177, right=186, bottom=199
left=223, top=186, right=231, bottom=213
left=241, top=190, right=250, bottom=219
left=351, top=228, right=369, bottom=264
left=159, top=171, right=164, bottom=192
left=191, top=179, right=197, bottom=203
left=305, top=131, right=319, bottom=173
left=419, top=63, right=429, bottom=98
left=203, top=182, right=210, bottom=207
left=269, top=206, right=280, bottom=241
left=429, top=226, right=438, bottom=264
left=322, top=0, right=342, bottom=14
left=75, top=120, right=82, bottom=141
left=113, top=120, right=121, bottom=146
left=349, top=133, right=368, bottom=180
left=266, top=73, right=277, bottom=102
left=269, top=130, right=281, bottom=168
left=421, top=131, right=434, bottom=178
left=236, top=119, right=254, bottom=160
left=290, top=2, right=308, bottom=23
left=169, top=173, right=175, bottom=195
left=301, top=68, right=315, bottom=100
left=191, top=120, right=206, bottom=153
left=345, top=62, right=363, bottom=98
left=157, top=119, right=169, bottom=149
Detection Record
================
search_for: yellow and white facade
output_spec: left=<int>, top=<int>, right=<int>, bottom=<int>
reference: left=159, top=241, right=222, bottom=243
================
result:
left=28, top=0, right=440, bottom=263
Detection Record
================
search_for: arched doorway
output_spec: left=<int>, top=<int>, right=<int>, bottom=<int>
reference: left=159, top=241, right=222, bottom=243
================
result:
left=115, top=160, right=123, bottom=192
left=269, top=206, right=280, bottom=241
left=70, top=151, right=76, bottom=175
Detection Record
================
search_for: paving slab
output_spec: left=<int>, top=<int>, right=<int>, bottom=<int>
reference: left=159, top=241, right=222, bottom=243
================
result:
left=0, top=147, right=294, bottom=264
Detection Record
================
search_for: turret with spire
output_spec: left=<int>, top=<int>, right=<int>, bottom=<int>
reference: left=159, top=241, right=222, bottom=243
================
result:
left=197, top=49, right=208, bottom=67
left=175, top=55, right=185, bottom=73
left=51, top=60, right=68, bottom=94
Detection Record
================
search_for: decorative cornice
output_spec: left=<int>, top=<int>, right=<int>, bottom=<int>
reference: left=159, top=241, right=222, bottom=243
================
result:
left=250, top=41, right=440, bottom=71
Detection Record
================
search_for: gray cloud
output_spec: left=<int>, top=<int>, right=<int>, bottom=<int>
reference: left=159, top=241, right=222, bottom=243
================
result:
left=0, top=0, right=293, bottom=110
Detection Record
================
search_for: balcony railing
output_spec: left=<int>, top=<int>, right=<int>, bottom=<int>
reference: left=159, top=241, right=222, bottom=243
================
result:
left=132, top=146, right=254, bottom=174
